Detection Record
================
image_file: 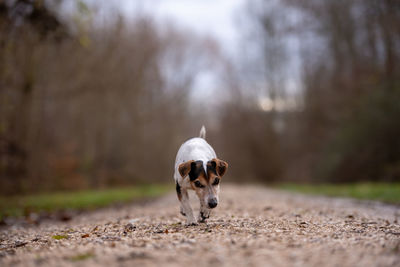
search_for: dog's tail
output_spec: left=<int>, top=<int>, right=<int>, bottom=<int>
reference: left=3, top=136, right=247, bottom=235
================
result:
left=199, top=125, right=206, bottom=139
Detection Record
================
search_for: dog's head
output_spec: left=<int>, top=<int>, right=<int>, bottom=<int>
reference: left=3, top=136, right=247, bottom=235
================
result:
left=178, top=158, right=228, bottom=209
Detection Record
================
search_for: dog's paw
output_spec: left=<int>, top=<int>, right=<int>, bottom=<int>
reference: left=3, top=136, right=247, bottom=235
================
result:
left=185, top=218, right=198, bottom=226
left=198, top=211, right=209, bottom=223
left=180, top=208, right=186, bottom=217
left=198, top=217, right=207, bottom=223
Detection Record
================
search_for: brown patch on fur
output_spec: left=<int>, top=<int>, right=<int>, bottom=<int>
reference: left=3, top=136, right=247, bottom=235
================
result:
left=209, top=173, right=220, bottom=186
left=181, top=158, right=228, bottom=204
left=189, top=172, right=208, bottom=188
left=206, top=164, right=219, bottom=186
left=178, top=160, right=194, bottom=178
left=189, top=171, right=209, bottom=199
left=207, top=158, right=229, bottom=177
left=190, top=169, right=221, bottom=203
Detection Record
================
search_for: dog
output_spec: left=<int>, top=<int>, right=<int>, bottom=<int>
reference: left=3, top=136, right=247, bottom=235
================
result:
left=174, top=126, right=228, bottom=225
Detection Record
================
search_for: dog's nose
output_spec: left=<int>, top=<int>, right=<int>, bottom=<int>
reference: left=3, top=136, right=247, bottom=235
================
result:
left=208, top=198, right=218, bottom=209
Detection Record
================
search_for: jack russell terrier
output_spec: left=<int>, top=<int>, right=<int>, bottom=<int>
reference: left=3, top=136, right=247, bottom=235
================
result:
left=174, top=126, right=228, bottom=225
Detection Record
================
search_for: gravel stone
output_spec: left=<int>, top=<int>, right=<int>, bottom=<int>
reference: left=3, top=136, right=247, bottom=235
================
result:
left=0, top=185, right=399, bottom=267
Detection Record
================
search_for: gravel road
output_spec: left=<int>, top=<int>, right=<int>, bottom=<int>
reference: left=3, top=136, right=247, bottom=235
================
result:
left=1, top=184, right=400, bottom=267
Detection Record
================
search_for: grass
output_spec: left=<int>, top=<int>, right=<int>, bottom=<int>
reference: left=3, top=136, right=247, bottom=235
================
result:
left=69, top=252, right=94, bottom=261
left=52, top=235, right=69, bottom=240
left=278, top=182, right=400, bottom=204
left=0, top=184, right=172, bottom=220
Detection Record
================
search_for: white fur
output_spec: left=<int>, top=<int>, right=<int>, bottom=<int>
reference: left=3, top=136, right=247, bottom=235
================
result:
left=199, top=125, right=206, bottom=139
left=173, top=127, right=217, bottom=225
left=174, top=138, right=216, bottom=184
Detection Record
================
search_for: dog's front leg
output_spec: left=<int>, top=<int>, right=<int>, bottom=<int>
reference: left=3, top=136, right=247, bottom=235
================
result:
left=198, top=202, right=211, bottom=222
left=180, top=189, right=197, bottom=225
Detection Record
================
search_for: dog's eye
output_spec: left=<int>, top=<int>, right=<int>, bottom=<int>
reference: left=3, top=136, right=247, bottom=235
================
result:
left=212, top=177, right=220, bottom=186
left=194, top=180, right=205, bottom=188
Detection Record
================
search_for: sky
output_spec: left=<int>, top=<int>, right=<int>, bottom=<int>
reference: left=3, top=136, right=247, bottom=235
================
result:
left=65, top=0, right=300, bottom=107
left=83, top=0, right=246, bottom=53
left=72, top=0, right=247, bottom=97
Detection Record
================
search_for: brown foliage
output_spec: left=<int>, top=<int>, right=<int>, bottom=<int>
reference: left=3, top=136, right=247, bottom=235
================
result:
left=0, top=3, right=212, bottom=194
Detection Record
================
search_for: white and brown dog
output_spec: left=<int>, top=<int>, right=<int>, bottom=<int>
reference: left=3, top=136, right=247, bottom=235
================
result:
left=174, top=126, right=228, bottom=225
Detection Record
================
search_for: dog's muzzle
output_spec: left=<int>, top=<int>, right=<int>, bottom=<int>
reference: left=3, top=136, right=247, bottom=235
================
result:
left=208, top=198, right=218, bottom=209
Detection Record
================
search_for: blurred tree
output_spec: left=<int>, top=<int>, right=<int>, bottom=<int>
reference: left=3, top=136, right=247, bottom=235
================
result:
left=0, top=1, right=221, bottom=194
left=232, top=0, right=400, bottom=183
left=0, top=0, right=67, bottom=193
left=288, top=0, right=400, bottom=182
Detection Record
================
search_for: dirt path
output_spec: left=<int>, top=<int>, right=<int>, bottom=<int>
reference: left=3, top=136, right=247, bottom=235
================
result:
left=1, top=185, right=399, bottom=267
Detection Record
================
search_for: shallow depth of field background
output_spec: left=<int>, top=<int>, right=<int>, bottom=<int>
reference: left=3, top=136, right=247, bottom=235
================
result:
left=0, top=0, right=399, bottom=201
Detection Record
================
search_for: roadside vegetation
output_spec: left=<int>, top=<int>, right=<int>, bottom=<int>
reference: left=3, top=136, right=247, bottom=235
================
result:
left=0, top=184, right=171, bottom=220
left=278, top=183, right=400, bottom=205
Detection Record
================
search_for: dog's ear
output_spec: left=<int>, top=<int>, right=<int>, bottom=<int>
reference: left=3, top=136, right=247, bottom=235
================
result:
left=178, top=160, right=194, bottom=178
left=179, top=160, right=204, bottom=180
left=209, top=158, right=228, bottom=177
